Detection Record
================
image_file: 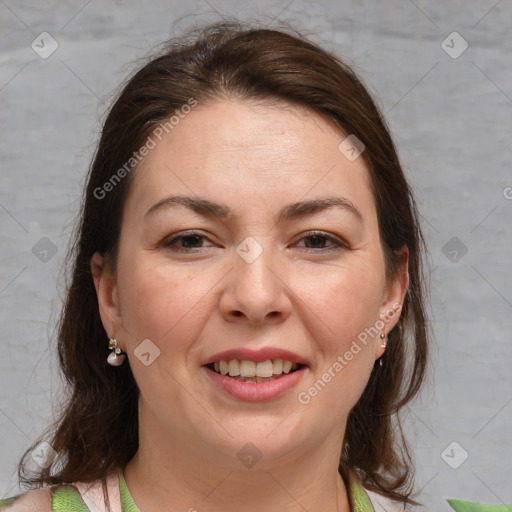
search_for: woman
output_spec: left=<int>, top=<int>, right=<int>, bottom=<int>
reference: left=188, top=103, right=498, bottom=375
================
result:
left=1, top=21, right=429, bottom=511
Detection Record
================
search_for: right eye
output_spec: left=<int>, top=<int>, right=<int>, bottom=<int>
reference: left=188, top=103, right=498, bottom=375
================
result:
left=160, top=231, right=215, bottom=252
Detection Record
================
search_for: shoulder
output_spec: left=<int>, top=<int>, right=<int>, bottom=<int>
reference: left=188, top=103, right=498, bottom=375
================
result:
left=0, top=472, right=122, bottom=512
left=364, top=488, right=428, bottom=512
left=0, top=486, right=74, bottom=512
left=349, top=474, right=427, bottom=512
left=0, top=485, right=90, bottom=512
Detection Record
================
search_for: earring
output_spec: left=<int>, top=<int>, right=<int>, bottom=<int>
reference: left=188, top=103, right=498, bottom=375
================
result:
left=107, top=338, right=125, bottom=366
left=379, top=333, right=387, bottom=367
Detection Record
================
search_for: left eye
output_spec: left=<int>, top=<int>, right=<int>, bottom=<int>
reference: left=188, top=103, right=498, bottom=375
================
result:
left=294, top=232, right=344, bottom=251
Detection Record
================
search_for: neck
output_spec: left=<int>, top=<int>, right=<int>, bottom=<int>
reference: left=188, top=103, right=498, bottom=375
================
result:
left=123, top=409, right=351, bottom=512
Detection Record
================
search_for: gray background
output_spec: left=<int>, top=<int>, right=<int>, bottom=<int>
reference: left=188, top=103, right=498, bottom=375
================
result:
left=1, top=0, right=511, bottom=510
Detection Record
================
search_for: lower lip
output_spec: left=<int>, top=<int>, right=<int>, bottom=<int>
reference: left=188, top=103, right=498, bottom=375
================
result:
left=202, top=366, right=307, bottom=401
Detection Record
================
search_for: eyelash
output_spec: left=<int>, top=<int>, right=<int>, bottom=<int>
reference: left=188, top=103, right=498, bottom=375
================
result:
left=160, top=230, right=347, bottom=253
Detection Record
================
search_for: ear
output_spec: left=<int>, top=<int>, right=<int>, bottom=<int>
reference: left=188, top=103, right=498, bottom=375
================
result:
left=90, top=252, right=122, bottom=341
left=374, top=245, right=409, bottom=359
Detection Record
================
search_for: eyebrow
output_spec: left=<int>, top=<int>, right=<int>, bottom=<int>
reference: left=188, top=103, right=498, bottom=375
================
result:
left=144, top=194, right=363, bottom=223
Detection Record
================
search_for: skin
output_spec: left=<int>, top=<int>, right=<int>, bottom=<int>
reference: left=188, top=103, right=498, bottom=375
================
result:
left=91, top=98, right=408, bottom=512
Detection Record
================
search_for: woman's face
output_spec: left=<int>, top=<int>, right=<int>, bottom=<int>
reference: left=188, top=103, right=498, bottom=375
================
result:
left=93, top=98, right=407, bottom=467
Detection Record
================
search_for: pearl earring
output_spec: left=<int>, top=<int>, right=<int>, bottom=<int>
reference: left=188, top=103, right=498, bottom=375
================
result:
left=107, top=338, right=125, bottom=366
left=379, top=333, right=388, bottom=367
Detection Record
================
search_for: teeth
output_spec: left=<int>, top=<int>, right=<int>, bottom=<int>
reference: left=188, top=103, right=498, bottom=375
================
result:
left=211, top=359, right=301, bottom=377
left=240, top=360, right=256, bottom=377
left=219, top=360, right=229, bottom=376
left=228, top=360, right=240, bottom=376
left=282, top=360, right=293, bottom=374
left=256, top=360, right=274, bottom=378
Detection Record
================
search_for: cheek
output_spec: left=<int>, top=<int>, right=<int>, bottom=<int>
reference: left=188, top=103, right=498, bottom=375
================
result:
left=291, top=262, right=383, bottom=410
left=293, top=259, right=385, bottom=346
left=116, top=257, right=211, bottom=352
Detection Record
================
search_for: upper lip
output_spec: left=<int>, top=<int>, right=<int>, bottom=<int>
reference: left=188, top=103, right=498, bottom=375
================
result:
left=201, top=347, right=309, bottom=367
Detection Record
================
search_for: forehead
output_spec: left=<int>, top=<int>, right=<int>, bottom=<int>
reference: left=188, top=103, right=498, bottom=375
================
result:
left=126, top=99, right=376, bottom=220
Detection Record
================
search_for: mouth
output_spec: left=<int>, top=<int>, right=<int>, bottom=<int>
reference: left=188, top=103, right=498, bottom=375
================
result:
left=204, top=359, right=306, bottom=383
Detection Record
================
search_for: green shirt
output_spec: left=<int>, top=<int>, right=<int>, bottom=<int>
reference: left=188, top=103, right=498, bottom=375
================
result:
left=0, top=472, right=375, bottom=511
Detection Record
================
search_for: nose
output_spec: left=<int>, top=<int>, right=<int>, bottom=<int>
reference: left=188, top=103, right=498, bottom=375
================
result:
left=219, top=242, right=292, bottom=325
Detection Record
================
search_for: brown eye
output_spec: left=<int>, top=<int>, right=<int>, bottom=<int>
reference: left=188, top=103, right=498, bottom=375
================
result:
left=177, top=235, right=204, bottom=249
left=294, top=231, right=346, bottom=251
left=161, top=231, right=213, bottom=251
left=304, top=235, right=330, bottom=248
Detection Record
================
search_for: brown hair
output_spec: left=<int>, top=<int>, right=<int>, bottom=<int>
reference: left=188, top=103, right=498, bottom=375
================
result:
left=19, top=20, right=429, bottom=506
